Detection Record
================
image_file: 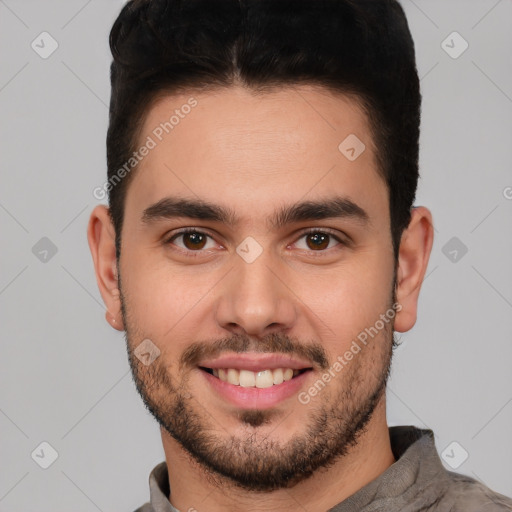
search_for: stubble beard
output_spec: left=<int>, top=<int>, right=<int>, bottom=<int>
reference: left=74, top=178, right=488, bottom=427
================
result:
left=120, top=278, right=396, bottom=492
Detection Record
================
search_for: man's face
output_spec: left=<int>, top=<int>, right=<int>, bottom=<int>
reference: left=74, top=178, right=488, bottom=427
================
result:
left=118, top=85, right=397, bottom=490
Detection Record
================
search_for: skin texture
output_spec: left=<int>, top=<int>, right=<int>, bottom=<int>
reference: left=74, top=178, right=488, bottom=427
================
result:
left=88, top=84, right=433, bottom=511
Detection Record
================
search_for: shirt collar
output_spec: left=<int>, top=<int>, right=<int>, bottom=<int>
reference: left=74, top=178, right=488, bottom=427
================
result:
left=329, top=426, right=445, bottom=511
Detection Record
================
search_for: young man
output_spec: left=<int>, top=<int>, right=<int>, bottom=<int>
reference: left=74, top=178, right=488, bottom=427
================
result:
left=87, top=0, right=512, bottom=510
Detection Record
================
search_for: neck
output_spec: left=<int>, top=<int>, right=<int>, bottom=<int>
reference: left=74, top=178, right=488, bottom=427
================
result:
left=160, top=397, right=395, bottom=512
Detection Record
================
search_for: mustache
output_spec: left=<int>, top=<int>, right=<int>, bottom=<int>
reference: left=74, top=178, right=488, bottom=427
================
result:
left=180, top=332, right=329, bottom=371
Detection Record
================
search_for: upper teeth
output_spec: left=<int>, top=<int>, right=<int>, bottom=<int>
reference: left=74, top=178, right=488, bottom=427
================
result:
left=212, top=368, right=299, bottom=388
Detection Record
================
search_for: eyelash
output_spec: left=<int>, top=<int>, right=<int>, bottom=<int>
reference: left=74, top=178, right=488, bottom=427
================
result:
left=163, top=227, right=347, bottom=257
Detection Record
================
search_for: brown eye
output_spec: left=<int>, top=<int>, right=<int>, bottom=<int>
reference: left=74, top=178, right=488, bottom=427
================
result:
left=294, top=230, right=344, bottom=252
left=181, top=231, right=207, bottom=250
left=305, top=232, right=330, bottom=250
left=167, top=230, right=216, bottom=252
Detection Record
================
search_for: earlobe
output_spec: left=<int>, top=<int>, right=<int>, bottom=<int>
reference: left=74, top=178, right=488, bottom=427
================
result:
left=393, top=206, right=434, bottom=333
left=87, top=205, right=125, bottom=331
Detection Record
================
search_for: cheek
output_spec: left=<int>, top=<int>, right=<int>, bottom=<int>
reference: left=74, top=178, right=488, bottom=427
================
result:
left=120, top=250, right=218, bottom=339
left=298, top=258, right=393, bottom=344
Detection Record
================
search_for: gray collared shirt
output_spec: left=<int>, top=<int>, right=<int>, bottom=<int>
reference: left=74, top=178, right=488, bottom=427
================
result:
left=134, top=425, right=512, bottom=511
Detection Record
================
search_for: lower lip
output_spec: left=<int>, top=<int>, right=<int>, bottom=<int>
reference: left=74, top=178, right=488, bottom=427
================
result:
left=200, top=368, right=312, bottom=410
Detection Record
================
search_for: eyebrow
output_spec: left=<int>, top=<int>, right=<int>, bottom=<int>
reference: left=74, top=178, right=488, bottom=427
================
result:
left=141, top=195, right=370, bottom=230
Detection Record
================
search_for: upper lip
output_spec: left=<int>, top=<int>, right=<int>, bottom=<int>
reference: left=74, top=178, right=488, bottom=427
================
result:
left=199, top=353, right=314, bottom=372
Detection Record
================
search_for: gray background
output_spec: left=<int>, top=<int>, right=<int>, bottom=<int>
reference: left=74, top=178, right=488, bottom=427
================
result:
left=1, top=0, right=511, bottom=510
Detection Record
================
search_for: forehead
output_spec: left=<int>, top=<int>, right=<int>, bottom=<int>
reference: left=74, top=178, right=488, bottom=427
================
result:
left=124, top=84, right=387, bottom=228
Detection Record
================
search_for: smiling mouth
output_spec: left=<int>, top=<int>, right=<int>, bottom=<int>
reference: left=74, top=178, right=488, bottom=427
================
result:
left=199, top=366, right=312, bottom=388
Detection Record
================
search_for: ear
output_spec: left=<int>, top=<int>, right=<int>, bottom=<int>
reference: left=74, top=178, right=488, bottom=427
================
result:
left=393, top=206, right=434, bottom=333
left=87, top=205, right=125, bottom=331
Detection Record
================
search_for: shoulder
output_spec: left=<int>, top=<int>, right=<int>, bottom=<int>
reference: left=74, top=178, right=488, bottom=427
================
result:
left=441, top=470, right=512, bottom=511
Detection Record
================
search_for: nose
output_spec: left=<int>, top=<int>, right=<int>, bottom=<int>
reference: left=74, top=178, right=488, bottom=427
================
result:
left=214, top=249, right=297, bottom=338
